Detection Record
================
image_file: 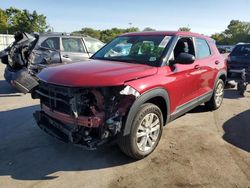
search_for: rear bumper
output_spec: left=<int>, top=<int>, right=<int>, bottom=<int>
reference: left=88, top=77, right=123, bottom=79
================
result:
left=4, top=66, right=39, bottom=93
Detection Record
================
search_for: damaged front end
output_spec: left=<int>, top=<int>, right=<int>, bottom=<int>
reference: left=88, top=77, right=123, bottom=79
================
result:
left=32, top=82, right=139, bottom=149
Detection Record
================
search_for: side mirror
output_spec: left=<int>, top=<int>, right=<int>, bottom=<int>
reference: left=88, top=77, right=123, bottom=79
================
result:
left=172, top=53, right=195, bottom=65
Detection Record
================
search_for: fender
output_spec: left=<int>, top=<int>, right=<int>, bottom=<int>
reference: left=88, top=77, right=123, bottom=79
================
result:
left=213, top=69, right=227, bottom=90
left=123, top=88, right=170, bottom=136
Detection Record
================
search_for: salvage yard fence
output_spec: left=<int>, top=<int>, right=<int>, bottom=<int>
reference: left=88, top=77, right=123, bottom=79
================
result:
left=0, top=34, right=14, bottom=51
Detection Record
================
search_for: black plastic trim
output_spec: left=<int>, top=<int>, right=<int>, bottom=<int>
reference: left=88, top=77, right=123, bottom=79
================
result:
left=123, top=88, right=170, bottom=136
left=170, top=91, right=213, bottom=121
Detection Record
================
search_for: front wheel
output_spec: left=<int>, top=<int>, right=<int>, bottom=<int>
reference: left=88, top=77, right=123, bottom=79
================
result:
left=205, top=79, right=224, bottom=110
left=118, top=103, right=163, bottom=159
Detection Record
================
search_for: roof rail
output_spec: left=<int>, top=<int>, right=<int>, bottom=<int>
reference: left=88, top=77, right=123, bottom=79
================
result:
left=40, top=32, right=71, bottom=36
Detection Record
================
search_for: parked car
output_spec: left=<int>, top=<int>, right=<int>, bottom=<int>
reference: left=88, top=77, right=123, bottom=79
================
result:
left=227, top=43, right=250, bottom=77
left=29, top=32, right=105, bottom=74
left=0, top=32, right=105, bottom=93
left=32, top=31, right=227, bottom=159
left=217, top=45, right=234, bottom=54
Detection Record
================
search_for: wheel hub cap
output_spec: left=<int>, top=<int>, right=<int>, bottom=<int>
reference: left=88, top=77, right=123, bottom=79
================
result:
left=136, top=113, right=160, bottom=152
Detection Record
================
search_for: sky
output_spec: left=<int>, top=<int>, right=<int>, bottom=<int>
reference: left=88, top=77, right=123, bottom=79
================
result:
left=1, top=0, right=250, bottom=36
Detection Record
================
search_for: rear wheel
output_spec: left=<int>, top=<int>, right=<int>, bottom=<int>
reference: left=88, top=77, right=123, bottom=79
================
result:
left=118, top=103, right=163, bottom=159
left=205, top=79, right=224, bottom=110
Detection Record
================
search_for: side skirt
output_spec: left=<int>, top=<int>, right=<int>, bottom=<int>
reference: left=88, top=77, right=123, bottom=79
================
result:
left=169, top=91, right=213, bottom=122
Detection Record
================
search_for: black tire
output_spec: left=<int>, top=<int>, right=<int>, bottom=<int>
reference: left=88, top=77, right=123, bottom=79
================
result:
left=205, top=79, right=224, bottom=110
left=118, top=103, right=163, bottom=159
left=237, top=82, right=246, bottom=96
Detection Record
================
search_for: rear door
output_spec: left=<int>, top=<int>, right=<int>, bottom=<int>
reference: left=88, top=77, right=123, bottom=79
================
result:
left=61, top=37, right=90, bottom=62
left=194, top=38, right=218, bottom=95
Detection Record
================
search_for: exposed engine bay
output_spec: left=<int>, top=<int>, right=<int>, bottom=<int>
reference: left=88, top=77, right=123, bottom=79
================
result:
left=32, top=82, right=138, bottom=149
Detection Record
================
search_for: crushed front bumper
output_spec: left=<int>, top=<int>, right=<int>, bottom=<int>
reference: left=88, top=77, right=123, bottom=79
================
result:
left=33, top=110, right=108, bottom=149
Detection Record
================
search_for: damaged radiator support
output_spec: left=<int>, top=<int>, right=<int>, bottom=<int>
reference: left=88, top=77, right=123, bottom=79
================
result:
left=33, top=82, right=136, bottom=148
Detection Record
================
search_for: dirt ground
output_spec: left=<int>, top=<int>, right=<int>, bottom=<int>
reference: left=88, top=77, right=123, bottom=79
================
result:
left=0, top=63, right=249, bottom=188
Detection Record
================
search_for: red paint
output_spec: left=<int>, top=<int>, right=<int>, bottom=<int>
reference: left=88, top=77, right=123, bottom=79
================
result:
left=37, top=31, right=226, bottom=115
left=42, top=104, right=103, bottom=127
left=38, top=60, right=157, bottom=87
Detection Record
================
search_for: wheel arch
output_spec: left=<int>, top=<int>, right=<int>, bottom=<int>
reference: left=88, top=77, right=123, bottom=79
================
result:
left=122, top=88, right=170, bottom=136
left=214, top=70, right=227, bottom=89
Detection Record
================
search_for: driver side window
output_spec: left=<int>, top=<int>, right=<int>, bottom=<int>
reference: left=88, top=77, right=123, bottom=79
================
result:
left=172, top=37, right=195, bottom=60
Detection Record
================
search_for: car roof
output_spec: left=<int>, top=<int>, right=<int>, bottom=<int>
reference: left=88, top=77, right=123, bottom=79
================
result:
left=236, top=43, right=250, bottom=46
left=121, top=31, right=211, bottom=40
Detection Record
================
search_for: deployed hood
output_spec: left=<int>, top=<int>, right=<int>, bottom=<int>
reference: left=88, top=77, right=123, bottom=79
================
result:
left=37, top=59, right=158, bottom=87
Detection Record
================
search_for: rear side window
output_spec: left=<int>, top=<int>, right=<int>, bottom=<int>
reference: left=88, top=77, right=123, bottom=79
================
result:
left=62, top=38, right=85, bottom=53
left=41, top=37, right=60, bottom=50
left=195, top=38, right=211, bottom=59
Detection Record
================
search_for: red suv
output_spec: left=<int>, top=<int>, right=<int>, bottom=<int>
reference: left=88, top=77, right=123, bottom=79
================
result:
left=32, top=31, right=227, bottom=159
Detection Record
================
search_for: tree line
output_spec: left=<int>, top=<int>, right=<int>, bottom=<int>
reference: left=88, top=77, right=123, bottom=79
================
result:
left=1, top=7, right=249, bottom=45
left=0, top=7, right=48, bottom=34
left=211, top=20, right=250, bottom=45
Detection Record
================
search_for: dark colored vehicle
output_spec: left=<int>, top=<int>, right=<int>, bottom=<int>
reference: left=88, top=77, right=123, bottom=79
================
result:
left=217, top=45, right=234, bottom=54
left=0, top=32, right=104, bottom=93
left=32, top=31, right=227, bottom=159
left=227, top=43, right=250, bottom=77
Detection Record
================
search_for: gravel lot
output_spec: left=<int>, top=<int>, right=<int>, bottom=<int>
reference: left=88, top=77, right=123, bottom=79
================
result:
left=0, top=63, right=249, bottom=188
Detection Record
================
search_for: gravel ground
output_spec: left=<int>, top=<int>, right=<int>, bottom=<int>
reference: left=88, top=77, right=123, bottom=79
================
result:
left=0, top=63, right=249, bottom=188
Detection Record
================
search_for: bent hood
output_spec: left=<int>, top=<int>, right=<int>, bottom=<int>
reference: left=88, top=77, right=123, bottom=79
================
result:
left=37, top=59, right=158, bottom=87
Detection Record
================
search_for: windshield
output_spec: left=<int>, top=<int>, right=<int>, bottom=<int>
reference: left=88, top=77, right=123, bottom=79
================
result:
left=92, top=35, right=172, bottom=66
left=231, top=45, right=250, bottom=56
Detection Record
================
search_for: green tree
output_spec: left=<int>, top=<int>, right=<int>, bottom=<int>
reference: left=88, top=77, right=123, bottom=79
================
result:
left=3, top=7, right=48, bottom=34
left=72, top=27, right=139, bottom=43
left=100, top=27, right=139, bottom=42
left=72, top=27, right=101, bottom=39
left=211, top=20, right=250, bottom=45
left=179, top=27, right=191, bottom=32
left=0, top=8, right=8, bottom=33
left=143, top=27, right=156, bottom=31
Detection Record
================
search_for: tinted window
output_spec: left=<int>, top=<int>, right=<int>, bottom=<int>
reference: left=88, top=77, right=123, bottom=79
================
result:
left=231, top=45, right=250, bottom=56
left=62, top=38, right=85, bottom=53
left=41, top=37, right=60, bottom=50
left=195, top=38, right=211, bottom=59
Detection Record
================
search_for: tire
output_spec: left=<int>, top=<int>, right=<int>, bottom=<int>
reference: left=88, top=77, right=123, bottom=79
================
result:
left=118, top=103, right=163, bottom=159
left=237, top=82, right=246, bottom=96
left=205, top=79, right=224, bottom=110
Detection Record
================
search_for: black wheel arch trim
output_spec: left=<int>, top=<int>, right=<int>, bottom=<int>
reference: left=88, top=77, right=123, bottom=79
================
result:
left=122, top=87, right=170, bottom=136
left=214, top=70, right=227, bottom=89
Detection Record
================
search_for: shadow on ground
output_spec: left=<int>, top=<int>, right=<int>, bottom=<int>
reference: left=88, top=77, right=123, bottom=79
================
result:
left=224, top=89, right=244, bottom=99
left=223, top=109, right=250, bottom=153
left=0, top=80, right=21, bottom=96
left=0, top=105, right=134, bottom=181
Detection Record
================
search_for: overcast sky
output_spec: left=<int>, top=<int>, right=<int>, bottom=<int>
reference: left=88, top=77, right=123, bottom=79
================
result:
left=1, top=0, right=250, bottom=35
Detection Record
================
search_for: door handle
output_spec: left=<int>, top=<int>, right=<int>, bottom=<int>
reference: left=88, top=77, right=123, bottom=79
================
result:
left=215, top=61, right=220, bottom=65
left=63, top=55, right=69, bottom=58
left=194, top=65, right=201, bottom=69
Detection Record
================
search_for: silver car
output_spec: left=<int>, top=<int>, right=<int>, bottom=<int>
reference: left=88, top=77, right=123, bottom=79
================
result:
left=29, top=33, right=105, bottom=74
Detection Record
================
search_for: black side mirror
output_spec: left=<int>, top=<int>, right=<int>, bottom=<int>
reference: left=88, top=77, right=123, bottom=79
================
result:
left=173, top=53, right=195, bottom=65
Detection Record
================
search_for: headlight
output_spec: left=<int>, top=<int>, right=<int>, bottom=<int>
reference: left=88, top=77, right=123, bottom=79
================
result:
left=120, top=85, right=140, bottom=97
